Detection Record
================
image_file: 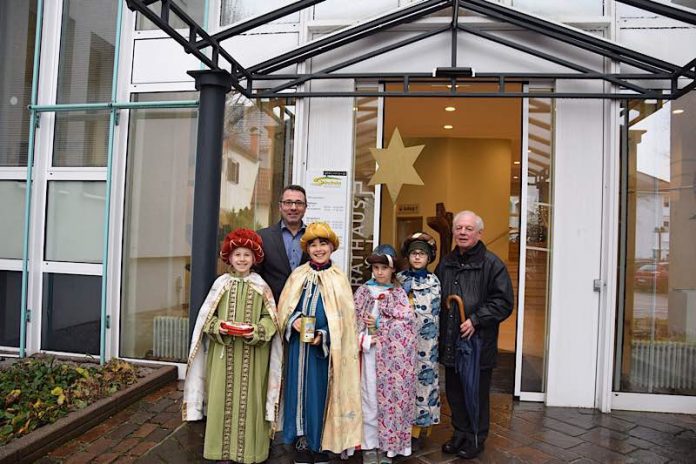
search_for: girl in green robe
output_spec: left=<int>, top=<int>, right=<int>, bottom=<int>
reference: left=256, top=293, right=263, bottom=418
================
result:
left=183, top=228, right=278, bottom=463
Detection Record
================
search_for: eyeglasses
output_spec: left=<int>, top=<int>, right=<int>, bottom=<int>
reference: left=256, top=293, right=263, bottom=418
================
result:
left=410, top=250, right=428, bottom=257
left=280, top=200, right=307, bottom=208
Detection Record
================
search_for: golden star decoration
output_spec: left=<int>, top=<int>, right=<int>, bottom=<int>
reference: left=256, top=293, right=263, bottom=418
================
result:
left=368, top=128, right=425, bottom=203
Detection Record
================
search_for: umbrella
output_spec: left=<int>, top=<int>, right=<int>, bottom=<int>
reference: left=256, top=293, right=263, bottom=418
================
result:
left=446, top=294, right=482, bottom=448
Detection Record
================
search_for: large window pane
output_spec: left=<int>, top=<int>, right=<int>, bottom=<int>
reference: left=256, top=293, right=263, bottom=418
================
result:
left=41, top=273, right=100, bottom=355
left=45, top=181, right=105, bottom=263
left=120, top=93, right=197, bottom=362
left=56, top=0, right=116, bottom=104
left=521, top=96, right=554, bottom=393
left=0, top=0, right=37, bottom=167
left=53, top=110, right=109, bottom=167
left=218, top=94, right=295, bottom=248
left=221, top=0, right=297, bottom=26
left=0, top=271, right=21, bottom=347
left=510, top=0, right=604, bottom=16
left=616, top=92, right=696, bottom=396
left=137, top=0, right=206, bottom=30
left=0, top=181, right=27, bottom=259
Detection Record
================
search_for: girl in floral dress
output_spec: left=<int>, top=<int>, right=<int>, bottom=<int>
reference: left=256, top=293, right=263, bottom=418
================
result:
left=397, top=232, right=442, bottom=443
left=354, top=244, right=416, bottom=464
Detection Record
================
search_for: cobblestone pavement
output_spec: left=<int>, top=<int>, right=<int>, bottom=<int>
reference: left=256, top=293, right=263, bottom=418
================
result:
left=37, top=380, right=696, bottom=464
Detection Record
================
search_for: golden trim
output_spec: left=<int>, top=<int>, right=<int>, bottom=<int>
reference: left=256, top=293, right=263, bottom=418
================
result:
left=235, top=283, right=255, bottom=459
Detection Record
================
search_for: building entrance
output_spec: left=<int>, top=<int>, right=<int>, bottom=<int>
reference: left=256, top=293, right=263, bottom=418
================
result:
left=355, top=83, right=554, bottom=399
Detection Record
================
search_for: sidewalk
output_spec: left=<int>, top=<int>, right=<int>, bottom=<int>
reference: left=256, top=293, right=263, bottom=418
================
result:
left=35, top=380, right=696, bottom=464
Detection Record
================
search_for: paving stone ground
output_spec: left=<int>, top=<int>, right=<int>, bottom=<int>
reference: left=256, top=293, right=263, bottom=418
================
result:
left=36, top=380, right=696, bottom=464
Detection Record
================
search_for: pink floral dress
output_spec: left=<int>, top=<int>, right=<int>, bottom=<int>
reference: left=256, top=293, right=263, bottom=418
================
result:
left=354, top=282, right=416, bottom=457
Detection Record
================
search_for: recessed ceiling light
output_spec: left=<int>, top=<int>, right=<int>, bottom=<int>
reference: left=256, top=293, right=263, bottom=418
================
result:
left=513, top=161, right=520, bottom=165
left=443, top=124, right=453, bottom=129
left=445, top=106, right=456, bottom=112
left=672, top=109, right=684, bottom=115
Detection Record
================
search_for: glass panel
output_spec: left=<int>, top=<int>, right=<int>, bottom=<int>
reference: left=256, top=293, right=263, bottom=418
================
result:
left=510, top=0, right=604, bottom=16
left=350, top=86, right=379, bottom=289
left=120, top=92, right=197, bottom=362
left=221, top=0, right=298, bottom=26
left=521, top=95, right=554, bottom=393
left=218, top=94, right=295, bottom=248
left=56, top=0, right=116, bottom=104
left=616, top=92, right=696, bottom=396
left=313, top=0, right=399, bottom=20
left=53, top=110, right=109, bottom=167
left=45, top=181, right=105, bottom=263
left=0, top=271, right=21, bottom=347
left=137, top=0, right=206, bottom=30
left=0, top=0, right=38, bottom=167
left=0, top=181, right=27, bottom=259
left=41, top=273, right=100, bottom=355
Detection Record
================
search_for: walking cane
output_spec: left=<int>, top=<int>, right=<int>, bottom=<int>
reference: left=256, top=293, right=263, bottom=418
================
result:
left=446, top=294, right=467, bottom=322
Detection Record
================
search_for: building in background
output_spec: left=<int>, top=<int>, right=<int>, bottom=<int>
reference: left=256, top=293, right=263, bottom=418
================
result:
left=1, top=0, right=695, bottom=415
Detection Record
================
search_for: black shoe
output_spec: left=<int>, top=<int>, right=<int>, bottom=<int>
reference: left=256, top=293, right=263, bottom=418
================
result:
left=457, top=443, right=484, bottom=460
left=441, top=435, right=465, bottom=454
left=313, top=451, right=330, bottom=464
left=294, top=449, right=312, bottom=464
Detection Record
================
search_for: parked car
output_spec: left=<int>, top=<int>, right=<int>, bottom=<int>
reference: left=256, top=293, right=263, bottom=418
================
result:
left=634, top=262, right=669, bottom=293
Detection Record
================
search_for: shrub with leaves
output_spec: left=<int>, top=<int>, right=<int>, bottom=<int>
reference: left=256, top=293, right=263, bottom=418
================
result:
left=0, top=357, right=140, bottom=446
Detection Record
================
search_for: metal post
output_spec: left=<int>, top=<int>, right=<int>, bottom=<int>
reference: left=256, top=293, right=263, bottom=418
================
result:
left=187, top=69, right=234, bottom=335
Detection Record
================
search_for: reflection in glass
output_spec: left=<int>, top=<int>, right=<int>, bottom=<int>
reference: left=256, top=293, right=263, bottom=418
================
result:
left=218, top=94, right=295, bottom=271
left=0, top=271, right=21, bottom=347
left=137, top=0, right=206, bottom=30
left=0, top=181, right=27, bottom=259
left=511, top=0, right=603, bottom=16
left=521, top=96, right=554, bottom=393
left=121, top=92, right=197, bottom=362
left=221, top=0, right=297, bottom=26
left=350, top=87, right=379, bottom=289
left=0, top=0, right=37, bottom=167
left=56, top=0, right=116, bottom=104
left=41, top=273, right=101, bottom=355
left=45, top=181, right=106, bottom=264
left=616, top=93, right=696, bottom=396
left=53, top=111, right=109, bottom=167
left=120, top=92, right=295, bottom=362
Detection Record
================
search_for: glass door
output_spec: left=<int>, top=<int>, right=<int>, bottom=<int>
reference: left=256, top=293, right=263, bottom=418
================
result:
left=514, top=90, right=555, bottom=400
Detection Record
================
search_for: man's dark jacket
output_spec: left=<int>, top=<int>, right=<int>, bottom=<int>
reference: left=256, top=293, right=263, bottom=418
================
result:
left=256, top=221, right=308, bottom=303
left=435, top=240, right=514, bottom=369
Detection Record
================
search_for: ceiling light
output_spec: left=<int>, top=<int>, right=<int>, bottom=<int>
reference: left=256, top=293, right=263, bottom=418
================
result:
left=513, top=176, right=519, bottom=179
left=672, top=109, right=684, bottom=115
left=443, top=124, right=453, bottom=130
left=513, top=161, right=520, bottom=165
left=445, top=106, right=456, bottom=112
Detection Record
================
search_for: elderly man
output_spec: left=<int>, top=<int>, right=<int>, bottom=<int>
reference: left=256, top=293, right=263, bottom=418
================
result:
left=435, top=210, right=514, bottom=459
left=256, top=185, right=309, bottom=302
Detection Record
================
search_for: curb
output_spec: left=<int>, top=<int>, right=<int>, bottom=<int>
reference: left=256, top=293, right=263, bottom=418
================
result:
left=0, top=364, right=178, bottom=464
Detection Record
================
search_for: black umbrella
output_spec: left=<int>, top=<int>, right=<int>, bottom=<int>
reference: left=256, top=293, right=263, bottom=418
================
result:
left=447, top=294, right=482, bottom=448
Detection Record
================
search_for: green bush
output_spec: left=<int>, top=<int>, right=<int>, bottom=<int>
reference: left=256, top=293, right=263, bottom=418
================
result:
left=0, top=357, right=139, bottom=445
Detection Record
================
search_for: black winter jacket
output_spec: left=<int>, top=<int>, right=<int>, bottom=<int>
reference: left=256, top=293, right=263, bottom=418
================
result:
left=435, top=241, right=514, bottom=369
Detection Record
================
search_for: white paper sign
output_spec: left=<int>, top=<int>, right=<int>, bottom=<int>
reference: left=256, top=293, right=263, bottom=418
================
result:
left=304, top=170, right=349, bottom=270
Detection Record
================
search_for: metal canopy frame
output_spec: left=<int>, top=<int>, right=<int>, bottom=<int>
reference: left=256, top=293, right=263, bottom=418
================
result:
left=124, top=0, right=696, bottom=99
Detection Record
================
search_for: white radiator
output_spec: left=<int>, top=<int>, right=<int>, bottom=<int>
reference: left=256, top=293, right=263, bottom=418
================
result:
left=153, top=316, right=189, bottom=362
left=630, top=340, right=696, bottom=390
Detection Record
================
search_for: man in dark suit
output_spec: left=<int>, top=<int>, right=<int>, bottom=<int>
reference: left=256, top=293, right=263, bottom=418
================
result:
left=257, top=185, right=309, bottom=302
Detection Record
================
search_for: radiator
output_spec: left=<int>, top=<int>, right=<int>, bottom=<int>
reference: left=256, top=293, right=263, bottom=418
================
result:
left=153, top=316, right=189, bottom=362
left=630, top=340, right=696, bottom=390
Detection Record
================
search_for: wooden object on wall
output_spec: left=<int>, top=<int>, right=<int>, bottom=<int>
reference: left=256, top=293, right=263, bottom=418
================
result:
left=427, top=202, right=453, bottom=266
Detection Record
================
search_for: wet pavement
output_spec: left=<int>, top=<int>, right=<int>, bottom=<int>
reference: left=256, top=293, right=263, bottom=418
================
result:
left=35, top=380, right=696, bottom=464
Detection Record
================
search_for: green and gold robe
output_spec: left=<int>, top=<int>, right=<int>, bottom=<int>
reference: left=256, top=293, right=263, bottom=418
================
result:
left=183, top=272, right=277, bottom=463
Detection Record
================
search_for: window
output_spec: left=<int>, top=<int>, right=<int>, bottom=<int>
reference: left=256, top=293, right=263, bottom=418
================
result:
left=227, top=159, right=240, bottom=184
left=615, top=93, right=696, bottom=396
left=0, top=181, right=27, bottom=260
left=0, top=271, right=21, bottom=347
left=0, top=0, right=38, bottom=167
